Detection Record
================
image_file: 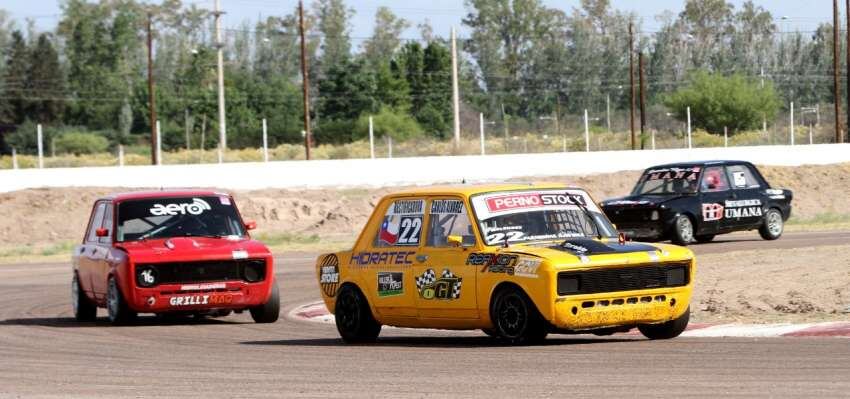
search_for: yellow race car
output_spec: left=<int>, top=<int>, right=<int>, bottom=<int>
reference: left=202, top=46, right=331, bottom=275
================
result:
left=316, top=183, right=695, bottom=344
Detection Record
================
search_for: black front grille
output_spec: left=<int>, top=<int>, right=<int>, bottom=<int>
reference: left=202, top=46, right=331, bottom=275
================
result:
left=606, top=208, right=653, bottom=224
left=557, top=263, right=689, bottom=296
left=135, top=259, right=267, bottom=287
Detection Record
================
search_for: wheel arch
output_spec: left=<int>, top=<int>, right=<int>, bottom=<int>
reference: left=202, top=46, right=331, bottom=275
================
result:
left=336, top=281, right=380, bottom=320
left=487, top=281, right=545, bottom=326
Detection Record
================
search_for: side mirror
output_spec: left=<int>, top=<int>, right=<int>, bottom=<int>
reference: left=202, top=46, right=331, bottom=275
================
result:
left=96, top=228, right=109, bottom=237
left=245, top=221, right=257, bottom=231
left=447, top=235, right=462, bottom=247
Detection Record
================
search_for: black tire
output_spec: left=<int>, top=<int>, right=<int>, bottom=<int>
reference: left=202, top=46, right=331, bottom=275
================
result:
left=694, top=234, right=715, bottom=243
left=71, top=273, right=97, bottom=322
left=638, top=306, right=690, bottom=340
left=334, top=285, right=381, bottom=343
left=491, top=286, right=548, bottom=345
left=759, top=208, right=784, bottom=240
left=106, top=277, right=137, bottom=325
left=250, top=280, right=280, bottom=323
left=481, top=328, right=498, bottom=337
left=670, top=215, right=694, bottom=246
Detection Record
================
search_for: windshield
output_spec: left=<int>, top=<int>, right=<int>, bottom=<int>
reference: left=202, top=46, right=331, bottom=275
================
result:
left=632, top=166, right=701, bottom=195
left=116, top=196, right=246, bottom=242
left=470, top=189, right=617, bottom=246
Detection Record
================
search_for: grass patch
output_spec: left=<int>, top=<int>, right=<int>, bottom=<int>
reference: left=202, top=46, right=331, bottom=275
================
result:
left=0, top=241, right=76, bottom=264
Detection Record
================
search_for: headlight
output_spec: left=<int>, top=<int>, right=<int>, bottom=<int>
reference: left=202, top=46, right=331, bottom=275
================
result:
left=242, top=260, right=266, bottom=283
left=557, top=274, right=581, bottom=295
left=665, top=266, right=687, bottom=286
left=650, top=210, right=660, bottom=221
left=136, top=265, right=159, bottom=288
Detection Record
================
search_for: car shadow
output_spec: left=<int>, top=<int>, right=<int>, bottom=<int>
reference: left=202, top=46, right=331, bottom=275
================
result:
left=241, top=335, right=639, bottom=348
left=0, top=315, right=247, bottom=328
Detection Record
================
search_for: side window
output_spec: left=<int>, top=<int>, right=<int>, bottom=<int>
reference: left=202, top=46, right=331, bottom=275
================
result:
left=701, top=166, right=729, bottom=192
left=373, top=198, right=425, bottom=247
left=427, top=198, right=476, bottom=248
left=99, top=203, right=114, bottom=244
left=86, top=202, right=106, bottom=243
left=726, top=165, right=761, bottom=189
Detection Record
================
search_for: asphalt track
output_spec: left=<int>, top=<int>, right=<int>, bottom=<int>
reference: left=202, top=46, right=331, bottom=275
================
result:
left=1, top=231, right=849, bottom=397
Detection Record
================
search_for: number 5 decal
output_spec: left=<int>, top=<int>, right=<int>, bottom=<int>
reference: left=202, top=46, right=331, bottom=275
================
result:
left=397, top=216, right=422, bottom=245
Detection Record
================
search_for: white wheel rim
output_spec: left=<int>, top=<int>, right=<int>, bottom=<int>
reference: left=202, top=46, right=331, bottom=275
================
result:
left=678, top=217, right=693, bottom=242
left=107, top=280, right=118, bottom=319
left=71, top=277, right=79, bottom=314
left=768, top=211, right=783, bottom=236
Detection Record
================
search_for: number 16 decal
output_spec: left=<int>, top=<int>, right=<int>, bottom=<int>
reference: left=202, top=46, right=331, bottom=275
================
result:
left=397, top=216, right=422, bottom=245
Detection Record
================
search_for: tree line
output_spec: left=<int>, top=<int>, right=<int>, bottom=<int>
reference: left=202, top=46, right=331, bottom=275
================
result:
left=0, top=0, right=844, bottom=155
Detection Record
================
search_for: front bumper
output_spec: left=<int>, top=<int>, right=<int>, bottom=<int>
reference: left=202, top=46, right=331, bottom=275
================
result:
left=551, top=286, right=691, bottom=330
left=126, top=281, right=271, bottom=313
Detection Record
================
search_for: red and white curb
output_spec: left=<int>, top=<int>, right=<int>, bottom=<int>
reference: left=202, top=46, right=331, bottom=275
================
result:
left=290, top=301, right=850, bottom=338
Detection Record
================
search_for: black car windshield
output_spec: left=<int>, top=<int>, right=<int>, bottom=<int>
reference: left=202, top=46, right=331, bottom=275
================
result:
left=470, top=189, right=617, bottom=245
left=116, top=196, right=246, bottom=242
left=632, top=166, right=702, bottom=195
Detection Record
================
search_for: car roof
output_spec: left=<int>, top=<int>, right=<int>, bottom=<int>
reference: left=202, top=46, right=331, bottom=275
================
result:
left=99, top=190, right=231, bottom=202
left=646, top=160, right=753, bottom=170
left=387, top=182, right=586, bottom=198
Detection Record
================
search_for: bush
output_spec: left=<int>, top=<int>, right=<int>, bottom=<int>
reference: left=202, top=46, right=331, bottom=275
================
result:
left=664, top=70, right=780, bottom=134
left=54, top=132, right=110, bottom=155
left=354, top=107, right=423, bottom=141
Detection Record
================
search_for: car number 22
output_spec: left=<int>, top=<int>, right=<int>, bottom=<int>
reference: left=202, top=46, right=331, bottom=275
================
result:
left=398, top=216, right=422, bottom=245
left=487, top=231, right=525, bottom=244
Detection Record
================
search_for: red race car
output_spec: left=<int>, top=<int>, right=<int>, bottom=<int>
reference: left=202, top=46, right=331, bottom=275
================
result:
left=71, top=190, right=279, bottom=325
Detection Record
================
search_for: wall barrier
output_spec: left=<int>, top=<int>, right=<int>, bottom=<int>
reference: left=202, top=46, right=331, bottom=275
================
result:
left=1, top=144, right=849, bottom=192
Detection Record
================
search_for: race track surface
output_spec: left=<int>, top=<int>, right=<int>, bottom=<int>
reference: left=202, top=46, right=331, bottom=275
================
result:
left=1, top=231, right=849, bottom=397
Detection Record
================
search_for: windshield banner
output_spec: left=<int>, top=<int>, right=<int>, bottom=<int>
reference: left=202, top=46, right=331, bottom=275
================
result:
left=471, top=189, right=600, bottom=220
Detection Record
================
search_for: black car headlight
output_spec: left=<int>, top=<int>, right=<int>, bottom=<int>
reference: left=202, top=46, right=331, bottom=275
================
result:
left=136, top=265, right=159, bottom=288
left=665, top=266, right=687, bottom=286
left=242, top=260, right=266, bottom=283
left=558, top=274, right=581, bottom=295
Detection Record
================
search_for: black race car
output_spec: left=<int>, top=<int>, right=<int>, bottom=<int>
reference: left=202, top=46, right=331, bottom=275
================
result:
left=600, top=161, right=792, bottom=245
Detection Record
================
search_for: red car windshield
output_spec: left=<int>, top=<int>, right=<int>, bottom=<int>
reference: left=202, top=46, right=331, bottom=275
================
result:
left=115, top=196, right=246, bottom=242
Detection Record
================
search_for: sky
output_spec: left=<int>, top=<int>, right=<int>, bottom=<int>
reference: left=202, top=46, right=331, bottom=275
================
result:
left=0, top=0, right=840, bottom=43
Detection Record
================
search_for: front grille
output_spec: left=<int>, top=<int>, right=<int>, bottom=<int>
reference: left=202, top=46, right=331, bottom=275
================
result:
left=135, top=259, right=266, bottom=287
left=606, top=208, right=653, bottom=224
left=557, top=263, right=689, bottom=296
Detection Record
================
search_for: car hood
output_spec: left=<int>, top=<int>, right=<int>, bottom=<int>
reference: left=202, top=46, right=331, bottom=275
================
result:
left=601, top=194, right=687, bottom=209
left=116, top=237, right=271, bottom=263
left=497, top=238, right=692, bottom=270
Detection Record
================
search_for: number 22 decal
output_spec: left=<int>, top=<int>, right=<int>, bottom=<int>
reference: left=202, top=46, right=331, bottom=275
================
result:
left=487, top=231, right=524, bottom=244
left=397, top=216, right=422, bottom=245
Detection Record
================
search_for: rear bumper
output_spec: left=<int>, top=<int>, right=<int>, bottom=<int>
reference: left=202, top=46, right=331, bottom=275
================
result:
left=550, top=286, right=692, bottom=330
left=125, top=281, right=272, bottom=313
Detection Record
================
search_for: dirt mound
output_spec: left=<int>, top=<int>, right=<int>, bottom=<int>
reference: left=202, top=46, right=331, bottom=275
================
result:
left=0, top=163, right=846, bottom=248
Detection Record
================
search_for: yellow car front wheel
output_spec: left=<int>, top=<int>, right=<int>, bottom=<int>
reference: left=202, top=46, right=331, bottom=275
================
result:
left=491, top=287, right=548, bottom=345
left=637, top=306, right=690, bottom=340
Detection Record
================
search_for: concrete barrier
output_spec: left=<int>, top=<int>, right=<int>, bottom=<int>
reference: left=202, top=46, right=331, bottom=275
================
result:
left=1, top=144, right=848, bottom=192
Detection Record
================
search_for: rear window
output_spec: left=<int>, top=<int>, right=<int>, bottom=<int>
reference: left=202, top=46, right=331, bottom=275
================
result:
left=116, top=196, right=245, bottom=242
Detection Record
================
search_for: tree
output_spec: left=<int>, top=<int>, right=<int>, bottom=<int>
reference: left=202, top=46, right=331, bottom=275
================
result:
left=1, top=30, right=28, bottom=125
left=27, top=33, right=65, bottom=124
left=314, top=0, right=353, bottom=76
left=664, top=70, right=780, bottom=134
left=317, top=59, right=376, bottom=122
left=354, top=106, right=423, bottom=141
left=363, top=7, right=409, bottom=69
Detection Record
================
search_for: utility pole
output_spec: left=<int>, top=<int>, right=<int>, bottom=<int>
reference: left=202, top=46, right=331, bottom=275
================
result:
left=298, top=0, right=312, bottom=160
left=628, top=22, right=636, bottom=150
left=214, top=0, right=227, bottom=155
left=845, top=0, right=850, bottom=142
left=501, top=102, right=509, bottom=153
left=639, top=52, right=647, bottom=150
left=451, top=27, right=461, bottom=147
left=833, top=0, right=843, bottom=143
left=146, top=12, right=157, bottom=166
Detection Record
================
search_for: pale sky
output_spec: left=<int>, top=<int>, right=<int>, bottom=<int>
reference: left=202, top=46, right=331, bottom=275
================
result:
left=1, top=0, right=839, bottom=43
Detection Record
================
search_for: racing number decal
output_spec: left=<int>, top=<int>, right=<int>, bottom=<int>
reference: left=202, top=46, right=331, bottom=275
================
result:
left=486, top=231, right=524, bottom=244
left=397, top=216, right=422, bottom=245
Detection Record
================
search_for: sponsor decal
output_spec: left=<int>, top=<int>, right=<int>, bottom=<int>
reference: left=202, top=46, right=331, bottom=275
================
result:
left=150, top=198, right=211, bottom=216
left=466, top=253, right=519, bottom=274
left=485, top=192, right=586, bottom=212
left=377, top=272, right=404, bottom=297
left=319, top=254, right=340, bottom=298
left=766, top=189, right=786, bottom=199
left=232, top=250, right=249, bottom=260
left=430, top=199, right=464, bottom=214
left=645, top=167, right=700, bottom=181
left=350, top=251, right=415, bottom=266
left=415, top=269, right=462, bottom=300
left=702, top=203, right=725, bottom=222
left=513, top=258, right=542, bottom=278
left=168, top=294, right=232, bottom=307
left=604, top=199, right=651, bottom=206
left=180, top=282, right=227, bottom=291
left=562, top=242, right=589, bottom=254
left=389, top=200, right=425, bottom=215
left=219, top=196, right=232, bottom=205
left=379, top=215, right=422, bottom=246
left=732, top=171, right=747, bottom=187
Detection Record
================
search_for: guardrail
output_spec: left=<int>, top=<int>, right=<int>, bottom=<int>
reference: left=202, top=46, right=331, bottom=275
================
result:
left=1, top=144, right=848, bottom=192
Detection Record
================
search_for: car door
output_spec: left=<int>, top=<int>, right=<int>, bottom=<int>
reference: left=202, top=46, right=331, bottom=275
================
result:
left=724, top=164, right=767, bottom=229
left=696, top=166, right=733, bottom=234
left=414, top=197, right=479, bottom=320
left=91, top=202, right=114, bottom=298
left=360, top=197, right=425, bottom=319
left=77, top=202, right=106, bottom=300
